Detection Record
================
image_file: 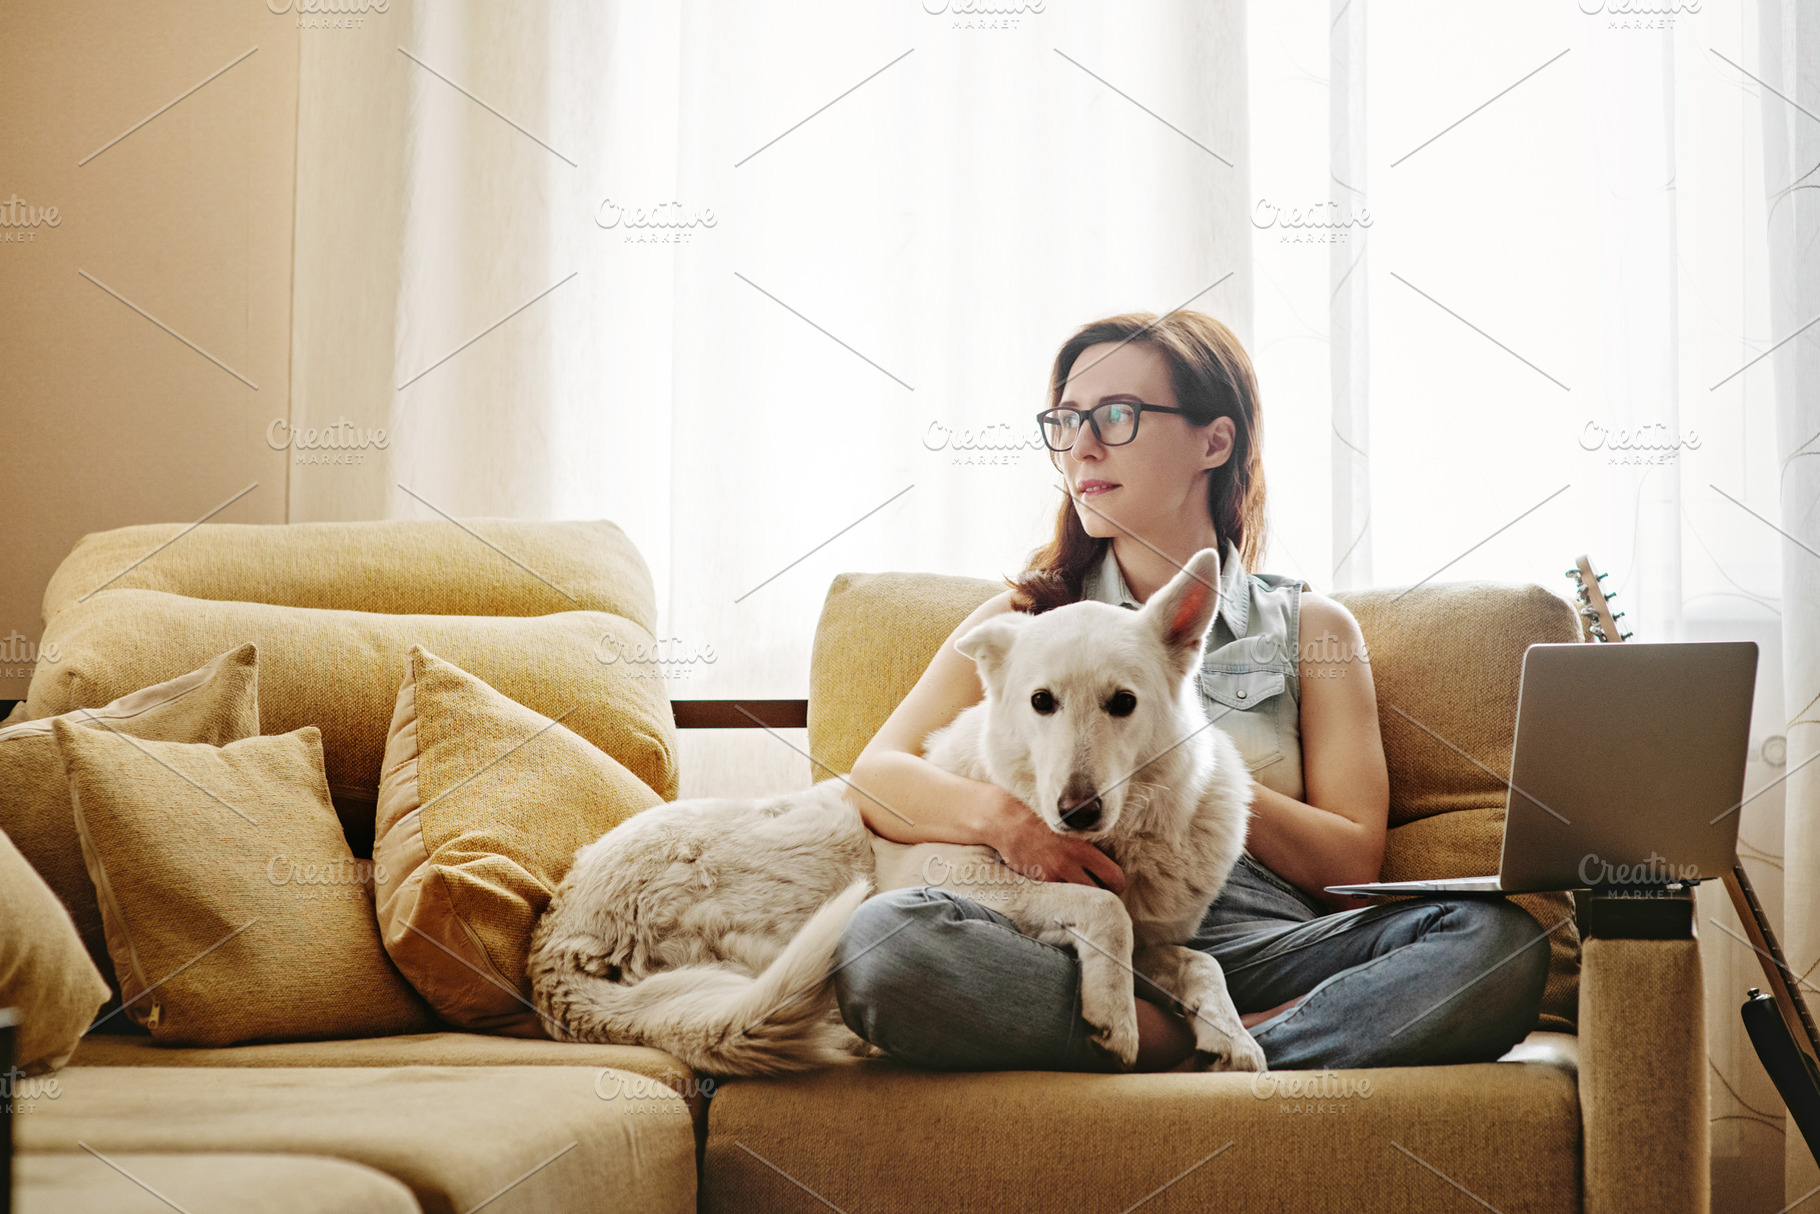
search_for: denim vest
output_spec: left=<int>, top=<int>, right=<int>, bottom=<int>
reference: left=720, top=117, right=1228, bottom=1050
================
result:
left=1079, top=538, right=1307, bottom=804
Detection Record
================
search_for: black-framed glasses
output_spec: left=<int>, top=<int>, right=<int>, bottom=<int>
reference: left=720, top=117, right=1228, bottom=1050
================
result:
left=1035, top=401, right=1192, bottom=452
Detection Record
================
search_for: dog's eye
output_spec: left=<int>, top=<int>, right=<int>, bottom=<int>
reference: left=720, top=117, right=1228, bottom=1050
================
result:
left=1106, top=690, right=1137, bottom=717
left=1030, top=689, right=1056, bottom=714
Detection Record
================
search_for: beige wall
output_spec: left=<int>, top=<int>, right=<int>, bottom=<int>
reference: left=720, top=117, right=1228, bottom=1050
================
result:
left=0, top=2, right=302, bottom=698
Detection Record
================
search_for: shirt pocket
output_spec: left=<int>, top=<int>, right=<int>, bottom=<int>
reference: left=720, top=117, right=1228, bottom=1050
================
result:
left=1199, top=666, right=1290, bottom=776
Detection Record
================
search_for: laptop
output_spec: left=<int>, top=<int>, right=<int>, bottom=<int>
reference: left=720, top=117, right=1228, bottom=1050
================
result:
left=1326, top=640, right=1758, bottom=897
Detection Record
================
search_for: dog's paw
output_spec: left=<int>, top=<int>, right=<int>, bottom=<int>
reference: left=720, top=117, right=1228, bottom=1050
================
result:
left=1087, top=1015, right=1141, bottom=1071
left=1193, top=1032, right=1268, bottom=1074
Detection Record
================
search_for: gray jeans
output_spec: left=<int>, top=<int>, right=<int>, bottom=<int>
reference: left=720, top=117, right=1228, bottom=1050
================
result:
left=833, top=852, right=1551, bottom=1071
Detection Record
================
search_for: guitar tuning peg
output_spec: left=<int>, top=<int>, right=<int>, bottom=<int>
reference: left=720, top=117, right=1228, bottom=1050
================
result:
left=1596, top=571, right=1609, bottom=580
left=1564, top=568, right=1580, bottom=579
left=1611, top=610, right=1625, bottom=620
left=1620, top=630, right=1633, bottom=641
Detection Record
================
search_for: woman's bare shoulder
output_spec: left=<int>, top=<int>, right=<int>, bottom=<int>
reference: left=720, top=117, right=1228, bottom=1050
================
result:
left=1299, top=592, right=1365, bottom=644
left=1297, top=591, right=1376, bottom=702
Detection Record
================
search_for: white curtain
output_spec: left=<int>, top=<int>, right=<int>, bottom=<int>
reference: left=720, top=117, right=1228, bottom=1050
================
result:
left=1761, top=1, right=1820, bottom=1204
left=1329, top=0, right=1372, bottom=591
left=1253, top=0, right=1815, bottom=1205
left=287, top=0, right=1254, bottom=795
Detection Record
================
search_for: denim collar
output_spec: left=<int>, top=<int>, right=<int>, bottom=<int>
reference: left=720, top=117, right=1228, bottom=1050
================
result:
left=1087, top=538, right=1250, bottom=638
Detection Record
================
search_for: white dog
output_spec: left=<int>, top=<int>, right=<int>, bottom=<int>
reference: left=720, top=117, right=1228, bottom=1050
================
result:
left=527, top=546, right=1265, bottom=1077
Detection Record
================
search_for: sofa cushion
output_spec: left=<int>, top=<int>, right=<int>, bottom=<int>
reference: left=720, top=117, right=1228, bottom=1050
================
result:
left=1380, top=809, right=1581, bottom=1031
left=0, top=825, right=109, bottom=1073
left=19, top=1065, right=696, bottom=1214
left=67, top=1030, right=713, bottom=1136
left=373, top=646, right=664, bottom=1035
left=56, top=721, right=434, bottom=1046
left=16, top=1153, right=419, bottom=1214
left=703, top=1057, right=1579, bottom=1214
left=1333, top=580, right=1584, bottom=825
left=41, top=517, right=657, bottom=631
left=26, top=590, right=679, bottom=854
left=807, top=569, right=1002, bottom=781
left=0, top=643, right=259, bottom=1002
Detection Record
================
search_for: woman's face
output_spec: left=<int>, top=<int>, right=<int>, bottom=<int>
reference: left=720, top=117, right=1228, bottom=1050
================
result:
left=1053, top=341, right=1235, bottom=541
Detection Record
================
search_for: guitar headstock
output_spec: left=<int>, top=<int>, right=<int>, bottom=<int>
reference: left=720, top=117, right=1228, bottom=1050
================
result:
left=1565, top=553, right=1631, bottom=643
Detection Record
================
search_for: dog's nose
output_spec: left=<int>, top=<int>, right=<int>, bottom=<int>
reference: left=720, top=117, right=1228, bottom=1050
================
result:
left=1059, top=795, right=1102, bottom=831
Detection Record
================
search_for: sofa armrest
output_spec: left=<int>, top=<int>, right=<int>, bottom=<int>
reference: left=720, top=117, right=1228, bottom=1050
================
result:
left=1578, top=935, right=1708, bottom=1214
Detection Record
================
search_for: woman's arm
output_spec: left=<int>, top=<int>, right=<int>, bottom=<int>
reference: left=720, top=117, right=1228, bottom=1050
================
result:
left=842, top=591, right=1125, bottom=891
left=1240, top=592, right=1390, bottom=913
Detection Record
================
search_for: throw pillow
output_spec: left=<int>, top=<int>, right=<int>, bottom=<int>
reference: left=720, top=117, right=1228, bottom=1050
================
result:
left=0, top=643, right=260, bottom=1007
left=373, top=645, right=663, bottom=1035
left=0, top=826, right=110, bottom=1072
left=53, top=720, right=435, bottom=1046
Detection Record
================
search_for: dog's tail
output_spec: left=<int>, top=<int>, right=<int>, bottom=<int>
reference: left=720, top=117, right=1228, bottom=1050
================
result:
left=536, top=878, right=874, bottom=1077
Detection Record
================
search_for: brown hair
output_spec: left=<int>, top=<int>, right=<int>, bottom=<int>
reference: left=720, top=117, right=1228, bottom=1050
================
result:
left=1005, top=310, right=1267, bottom=615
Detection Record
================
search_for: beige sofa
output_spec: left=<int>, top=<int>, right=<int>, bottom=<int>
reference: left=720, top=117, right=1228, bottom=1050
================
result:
left=3, top=519, right=1706, bottom=1214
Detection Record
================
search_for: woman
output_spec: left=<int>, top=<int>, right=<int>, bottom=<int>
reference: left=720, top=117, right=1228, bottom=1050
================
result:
left=831, top=310, right=1549, bottom=1072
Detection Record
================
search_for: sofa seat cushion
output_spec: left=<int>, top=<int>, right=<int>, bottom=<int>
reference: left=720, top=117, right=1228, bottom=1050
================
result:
left=17, top=1152, right=420, bottom=1214
left=703, top=1058, right=1579, bottom=1214
left=18, top=1065, right=696, bottom=1214
left=67, top=1031, right=711, bottom=1134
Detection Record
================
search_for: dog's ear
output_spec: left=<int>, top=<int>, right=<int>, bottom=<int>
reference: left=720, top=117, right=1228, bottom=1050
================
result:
left=953, top=613, right=1030, bottom=693
left=1142, top=547, right=1222, bottom=675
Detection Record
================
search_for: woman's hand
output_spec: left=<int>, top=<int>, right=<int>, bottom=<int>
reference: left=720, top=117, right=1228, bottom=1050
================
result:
left=985, top=789, right=1126, bottom=894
